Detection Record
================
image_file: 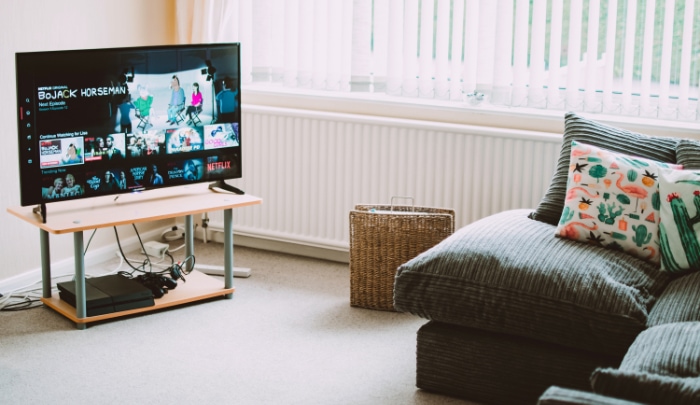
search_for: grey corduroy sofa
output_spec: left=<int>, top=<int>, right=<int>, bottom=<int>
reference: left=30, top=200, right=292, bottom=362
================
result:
left=393, top=113, right=700, bottom=404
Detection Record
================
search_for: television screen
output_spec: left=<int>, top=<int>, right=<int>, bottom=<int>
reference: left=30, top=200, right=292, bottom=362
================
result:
left=15, top=43, right=242, bottom=208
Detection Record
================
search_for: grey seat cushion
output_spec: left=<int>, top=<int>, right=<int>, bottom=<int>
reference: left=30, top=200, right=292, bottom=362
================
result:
left=417, top=321, right=621, bottom=405
left=537, top=386, right=646, bottom=405
left=591, top=322, right=700, bottom=404
left=648, top=271, right=700, bottom=327
left=394, top=209, right=670, bottom=356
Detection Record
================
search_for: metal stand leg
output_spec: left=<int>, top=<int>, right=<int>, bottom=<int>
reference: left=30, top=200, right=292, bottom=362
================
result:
left=40, top=230, right=51, bottom=299
left=195, top=212, right=251, bottom=278
left=224, top=208, right=234, bottom=299
left=185, top=215, right=195, bottom=273
left=74, top=231, right=87, bottom=330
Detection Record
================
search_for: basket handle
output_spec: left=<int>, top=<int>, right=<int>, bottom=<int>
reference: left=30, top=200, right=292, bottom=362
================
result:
left=390, top=196, right=414, bottom=212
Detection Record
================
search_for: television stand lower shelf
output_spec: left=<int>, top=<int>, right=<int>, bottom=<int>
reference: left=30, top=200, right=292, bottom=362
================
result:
left=42, top=270, right=234, bottom=325
left=7, top=183, right=262, bottom=329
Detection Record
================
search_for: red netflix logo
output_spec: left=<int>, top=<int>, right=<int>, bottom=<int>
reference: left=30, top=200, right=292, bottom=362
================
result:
left=207, top=161, right=231, bottom=171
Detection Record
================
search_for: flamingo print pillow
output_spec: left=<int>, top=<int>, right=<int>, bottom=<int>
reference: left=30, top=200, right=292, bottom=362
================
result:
left=555, top=141, right=682, bottom=264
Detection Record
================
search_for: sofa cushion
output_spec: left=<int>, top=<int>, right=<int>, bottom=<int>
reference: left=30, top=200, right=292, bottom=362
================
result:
left=393, top=209, right=670, bottom=356
left=648, top=271, right=700, bottom=326
left=417, top=321, right=622, bottom=405
left=676, top=139, right=700, bottom=169
left=537, top=386, right=646, bottom=405
left=658, top=168, right=700, bottom=273
left=555, top=141, right=680, bottom=264
left=591, top=322, right=700, bottom=404
left=529, top=113, right=679, bottom=226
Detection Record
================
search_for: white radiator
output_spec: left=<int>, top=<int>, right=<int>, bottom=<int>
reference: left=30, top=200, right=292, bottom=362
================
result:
left=210, top=105, right=562, bottom=252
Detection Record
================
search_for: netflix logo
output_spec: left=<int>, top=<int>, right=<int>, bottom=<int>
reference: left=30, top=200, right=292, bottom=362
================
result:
left=207, top=160, right=231, bottom=171
left=206, top=154, right=238, bottom=178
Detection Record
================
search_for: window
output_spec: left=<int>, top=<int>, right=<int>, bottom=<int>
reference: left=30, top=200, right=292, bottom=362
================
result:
left=179, top=0, right=700, bottom=122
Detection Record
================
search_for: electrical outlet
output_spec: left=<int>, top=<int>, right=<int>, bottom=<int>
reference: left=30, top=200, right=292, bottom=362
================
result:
left=142, top=240, right=169, bottom=257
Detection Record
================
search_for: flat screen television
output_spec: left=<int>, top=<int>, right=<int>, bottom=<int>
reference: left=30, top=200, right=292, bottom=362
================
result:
left=15, top=43, right=242, bottom=216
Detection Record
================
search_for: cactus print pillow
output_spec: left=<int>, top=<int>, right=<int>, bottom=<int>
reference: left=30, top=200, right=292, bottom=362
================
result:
left=658, top=169, right=700, bottom=273
left=555, top=141, right=682, bottom=264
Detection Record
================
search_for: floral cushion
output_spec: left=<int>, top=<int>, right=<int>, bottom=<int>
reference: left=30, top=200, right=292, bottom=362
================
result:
left=555, top=141, right=682, bottom=264
left=658, top=169, right=700, bottom=273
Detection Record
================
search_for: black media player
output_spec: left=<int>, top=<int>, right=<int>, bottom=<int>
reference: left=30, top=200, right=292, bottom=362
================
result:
left=57, top=274, right=155, bottom=316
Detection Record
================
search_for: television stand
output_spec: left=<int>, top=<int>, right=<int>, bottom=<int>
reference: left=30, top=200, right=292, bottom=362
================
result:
left=7, top=183, right=262, bottom=329
left=208, top=180, right=244, bottom=195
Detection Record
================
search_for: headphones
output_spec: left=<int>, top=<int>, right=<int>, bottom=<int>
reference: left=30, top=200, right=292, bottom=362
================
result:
left=169, top=256, right=194, bottom=282
left=170, top=263, right=186, bottom=282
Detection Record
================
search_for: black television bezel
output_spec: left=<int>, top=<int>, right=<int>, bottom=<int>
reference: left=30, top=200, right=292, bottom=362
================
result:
left=15, top=42, right=242, bottom=208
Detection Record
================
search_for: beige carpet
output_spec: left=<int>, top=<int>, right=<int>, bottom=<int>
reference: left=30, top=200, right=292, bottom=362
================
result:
left=0, top=241, right=478, bottom=405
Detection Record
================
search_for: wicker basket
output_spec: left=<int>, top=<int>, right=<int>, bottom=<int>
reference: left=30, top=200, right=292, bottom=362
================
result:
left=349, top=202, right=455, bottom=311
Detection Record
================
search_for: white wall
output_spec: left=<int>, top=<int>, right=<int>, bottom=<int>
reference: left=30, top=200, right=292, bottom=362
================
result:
left=0, top=0, right=174, bottom=282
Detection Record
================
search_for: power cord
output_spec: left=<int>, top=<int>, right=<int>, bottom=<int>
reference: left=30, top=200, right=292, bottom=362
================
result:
left=112, top=224, right=196, bottom=299
left=0, top=272, right=75, bottom=311
left=113, top=224, right=159, bottom=275
left=0, top=291, right=43, bottom=311
left=1, top=224, right=196, bottom=311
left=1, top=227, right=105, bottom=311
left=114, top=223, right=194, bottom=278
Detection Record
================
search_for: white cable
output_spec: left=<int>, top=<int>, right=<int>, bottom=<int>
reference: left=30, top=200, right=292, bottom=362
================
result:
left=0, top=253, right=130, bottom=311
left=2, top=226, right=197, bottom=310
left=168, top=243, right=186, bottom=252
left=161, top=225, right=186, bottom=241
left=0, top=275, right=65, bottom=311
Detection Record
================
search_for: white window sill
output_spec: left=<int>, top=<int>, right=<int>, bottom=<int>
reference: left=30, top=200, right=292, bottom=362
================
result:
left=241, top=84, right=700, bottom=140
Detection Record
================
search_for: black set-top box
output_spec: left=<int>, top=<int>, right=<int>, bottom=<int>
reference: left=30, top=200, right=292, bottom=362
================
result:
left=57, top=274, right=155, bottom=317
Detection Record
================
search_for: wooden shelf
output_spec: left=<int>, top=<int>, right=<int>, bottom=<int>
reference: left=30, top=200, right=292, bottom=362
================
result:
left=8, top=184, right=262, bottom=328
left=7, top=182, right=262, bottom=234
left=42, top=270, right=234, bottom=324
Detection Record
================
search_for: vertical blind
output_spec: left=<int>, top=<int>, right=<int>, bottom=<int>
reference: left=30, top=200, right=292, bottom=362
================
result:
left=178, top=0, right=700, bottom=122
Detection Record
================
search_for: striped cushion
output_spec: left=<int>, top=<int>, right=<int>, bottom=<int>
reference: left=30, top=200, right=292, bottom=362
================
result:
left=530, top=112, right=679, bottom=226
left=537, top=386, right=646, bottom=405
left=648, top=272, right=700, bottom=326
left=592, top=370, right=700, bottom=405
left=417, top=322, right=621, bottom=405
left=676, top=139, right=700, bottom=169
left=591, top=322, right=700, bottom=404
left=393, top=209, right=670, bottom=356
